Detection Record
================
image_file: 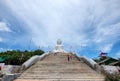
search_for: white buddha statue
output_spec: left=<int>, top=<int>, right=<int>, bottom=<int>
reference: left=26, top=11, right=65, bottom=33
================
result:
left=54, top=39, right=64, bottom=52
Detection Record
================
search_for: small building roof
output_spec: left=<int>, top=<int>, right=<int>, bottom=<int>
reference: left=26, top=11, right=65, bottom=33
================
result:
left=0, top=57, right=5, bottom=62
left=98, top=57, right=118, bottom=65
left=109, top=61, right=120, bottom=66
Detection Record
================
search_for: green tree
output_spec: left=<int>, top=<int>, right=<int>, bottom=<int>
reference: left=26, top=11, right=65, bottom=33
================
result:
left=0, top=49, right=44, bottom=65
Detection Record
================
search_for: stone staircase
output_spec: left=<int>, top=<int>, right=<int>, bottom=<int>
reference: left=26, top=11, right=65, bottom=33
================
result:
left=15, top=52, right=105, bottom=81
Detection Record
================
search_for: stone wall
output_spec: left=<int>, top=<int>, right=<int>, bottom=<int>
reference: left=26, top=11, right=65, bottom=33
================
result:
left=2, top=65, right=20, bottom=75
left=2, top=74, right=20, bottom=81
left=101, top=65, right=120, bottom=74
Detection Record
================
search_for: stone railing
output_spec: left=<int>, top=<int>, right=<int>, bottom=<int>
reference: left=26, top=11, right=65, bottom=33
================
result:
left=74, top=53, right=106, bottom=74
left=21, top=53, right=49, bottom=71
left=74, top=53, right=101, bottom=69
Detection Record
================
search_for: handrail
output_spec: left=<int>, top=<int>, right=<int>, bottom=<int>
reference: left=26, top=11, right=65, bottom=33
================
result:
left=21, top=53, right=49, bottom=71
left=74, top=53, right=97, bottom=69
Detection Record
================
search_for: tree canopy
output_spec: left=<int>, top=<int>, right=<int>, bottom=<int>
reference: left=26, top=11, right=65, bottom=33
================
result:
left=0, top=49, right=44, bottom=65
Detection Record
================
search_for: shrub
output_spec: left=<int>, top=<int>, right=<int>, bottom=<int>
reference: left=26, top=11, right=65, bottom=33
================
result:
left=105, top=73, right=120, bottom=81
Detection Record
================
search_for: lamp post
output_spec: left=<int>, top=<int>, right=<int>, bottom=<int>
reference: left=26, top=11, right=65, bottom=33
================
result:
left=28, top=38, right=32, bottom=51
left=19, top=52, right=24, bottom=65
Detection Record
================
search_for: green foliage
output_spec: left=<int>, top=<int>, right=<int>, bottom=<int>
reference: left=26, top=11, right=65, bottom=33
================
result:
left=0, top=49, right=44, bottom=65
left=93, top=58, right=100, bottom=62
left=118, top=58, right=120, bottom=61
left=105, top=73, right=120, bottom=81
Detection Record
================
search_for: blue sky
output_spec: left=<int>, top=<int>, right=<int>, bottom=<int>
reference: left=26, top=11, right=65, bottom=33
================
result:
left=0, top=0, right=120, bottom=59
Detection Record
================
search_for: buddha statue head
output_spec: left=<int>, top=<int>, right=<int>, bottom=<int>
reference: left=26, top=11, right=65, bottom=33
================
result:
left=57, top=39, right=62, bottom=45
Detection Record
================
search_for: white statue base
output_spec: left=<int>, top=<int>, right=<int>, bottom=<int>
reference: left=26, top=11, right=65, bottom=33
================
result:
left=54, top=39, right=64, bottom=52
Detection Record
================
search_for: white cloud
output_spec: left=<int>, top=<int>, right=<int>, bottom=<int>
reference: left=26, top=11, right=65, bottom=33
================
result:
left=0, top=37, right=3, bottom=42
left=100, top=44, right=113, bottom=53
left=0, top=48, right=12, bottom=52
left=116, top=51, right=120, bottom=58
left=0, top=22, right=12, bottom=32
left=1, top=0, right=120, bottom=52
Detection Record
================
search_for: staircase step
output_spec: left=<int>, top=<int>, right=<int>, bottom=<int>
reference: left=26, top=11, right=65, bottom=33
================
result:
left=15, top=53, right=105, bottom=81
left=15, top=78, right=105, bottom=81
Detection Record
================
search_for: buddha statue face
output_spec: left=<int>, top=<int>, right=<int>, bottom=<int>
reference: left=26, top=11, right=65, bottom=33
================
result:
left=57, top=39, right=62, bottom=45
